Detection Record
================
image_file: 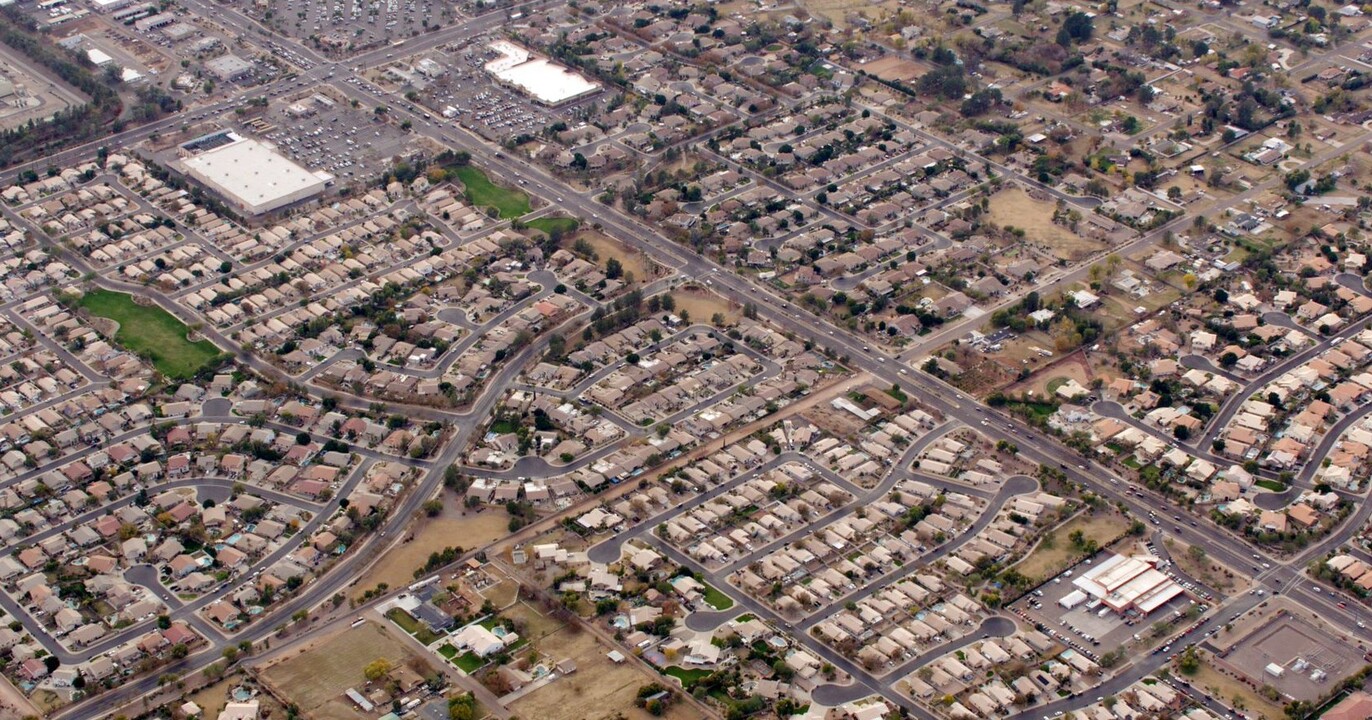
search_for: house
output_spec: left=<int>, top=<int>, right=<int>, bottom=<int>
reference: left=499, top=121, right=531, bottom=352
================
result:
left=452, top=624, right=505, bottom=657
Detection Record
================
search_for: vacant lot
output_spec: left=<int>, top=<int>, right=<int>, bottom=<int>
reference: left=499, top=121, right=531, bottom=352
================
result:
left=454, top=166, right=530, bottom=218
left=800, top=0, right=903, bottom=28
left=509, top=626, right=694, bottom=720
left=572, top=230, right=658, bottom=283
left=1014, top=512, right=1131, bottom=582
left=262, top=621, right=428, bottom=719
left=987, top=187, right=1104, bottom=261
left=862, top=55, right=927, bottom=82
left=1166, top=538, right=1240, bottom=593
left=1009, top=352, right=1094, bottom=398
left=77, top=289, right=220, bottom=379
left=503, top=600, right=564, bottom=642
left=670, top=288, right=735, bottom=325
left=352, top=504, right=509, bottom=599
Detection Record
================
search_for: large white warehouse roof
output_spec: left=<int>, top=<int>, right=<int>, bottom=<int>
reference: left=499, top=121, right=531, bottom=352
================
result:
left=180, top=133, right=331, bottom=215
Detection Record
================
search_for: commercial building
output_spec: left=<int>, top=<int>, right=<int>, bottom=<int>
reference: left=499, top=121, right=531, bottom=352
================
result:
left=204, top=54, right=253, bottom=82
left=1071, top=554, right=1184, bottom=616
left=484, top=41, right=600, bottom=107
left=178, top=132, right=332, bottom=216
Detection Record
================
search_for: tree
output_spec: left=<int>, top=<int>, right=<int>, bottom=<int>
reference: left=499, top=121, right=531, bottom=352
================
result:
left=1177, top=646, right=1201, bottom=675
left=448, top=693, right=478, bottom=720
left=605, top=257, right=623, bottom=279
left=1057, top=11, right=1094, bottom=46
left=364, top=658, right=393, bottom=681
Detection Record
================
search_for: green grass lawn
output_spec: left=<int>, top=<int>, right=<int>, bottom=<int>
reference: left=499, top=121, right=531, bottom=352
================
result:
left=1256, top=479, right=1286, bottom=492
left=453, top=166, right=529, bottom=218
left=525, top=216, right=579, bottom=235
left=663, top=666, right=712, bottom=689
left=385, top=608, right=440, bottom=645
left=437, top=643, right=458, bottom=659
left=76, top=289, right=220, bottom=380
left=700, top=582, right=734, bottom=611
left=454, top=651, right=485, bottom=673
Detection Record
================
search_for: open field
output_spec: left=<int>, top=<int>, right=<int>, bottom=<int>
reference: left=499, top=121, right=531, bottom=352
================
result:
left=800, top=0, right=902, bottom=28
left=1014, top=511, right=1131, bottom=582
left=509, top=625, right=695, bottom=720
left=862, top=55, right=927, bottom=82
left=454, top=166, right=530, bottom=218
left=503, top=600, right=563, bottom=642
left=670, top=287, right=736, bottom=325
left=1185, top=656, right=1286, bottom=720
left=1009, top=351, right=1094, bottom=398
left=1166, top=538, right=1240, bottom=593
left=572, top=229, right=658, bottom=282
left=987, top=187, right=1104, bottom=261
left=77, top=289, right=221, bottom=379
left=261, top=621, right=427, bottom=719
left=352, top=504, right=510, bottom=599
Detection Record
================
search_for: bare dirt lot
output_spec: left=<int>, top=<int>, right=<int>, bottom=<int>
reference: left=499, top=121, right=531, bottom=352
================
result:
left=800, top=0, right=903, bottom=28
left=509, top=625, right=695, bottom=720
left=573, top=230, right=663, bottom=283
left=1014, top=511, right=1131, bottom=582
left=987, top=187, right=1104, bottom=261
left=670, top=287, right=737, bottom=325
left=1165, top=538, right=1241, bottom=594
left=260, top=621, right=430, bottom=719
left=0, top=674, right=39, bottom=720
left=862, top=55, right=929, bottom=83
left=1008, top=351, right=1094, bottom=398
left=353, top=503, right=511, bottom=598
left=1187, top=653, right=1286, bottom=720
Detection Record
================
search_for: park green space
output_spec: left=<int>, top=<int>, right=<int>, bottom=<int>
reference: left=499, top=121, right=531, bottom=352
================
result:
left=453, top=166, right=530, bottom=218
left=77, top=289, right=219, bottom=380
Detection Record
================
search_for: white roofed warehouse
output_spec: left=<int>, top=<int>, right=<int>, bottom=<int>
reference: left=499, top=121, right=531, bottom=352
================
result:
left=176, top=132, right=333, bottom=216
left=484, top=41, right=601, bottom=107
left=1071, top=553, right=1185, bottom=616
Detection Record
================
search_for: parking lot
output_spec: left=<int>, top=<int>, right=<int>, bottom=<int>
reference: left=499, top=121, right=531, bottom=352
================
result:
left=388, top=37, right=577, bottom=141
left=211, top=87, right=418, bottom=183
left=1013, top=550, right=1201, bottom=661
left=249, top=0, right=456, bottom=56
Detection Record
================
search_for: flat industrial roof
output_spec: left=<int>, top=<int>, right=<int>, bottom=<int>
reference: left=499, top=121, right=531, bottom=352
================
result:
left=485, top=41, right=599, bottom=105
left=181, top=134, right=330, bottom=212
